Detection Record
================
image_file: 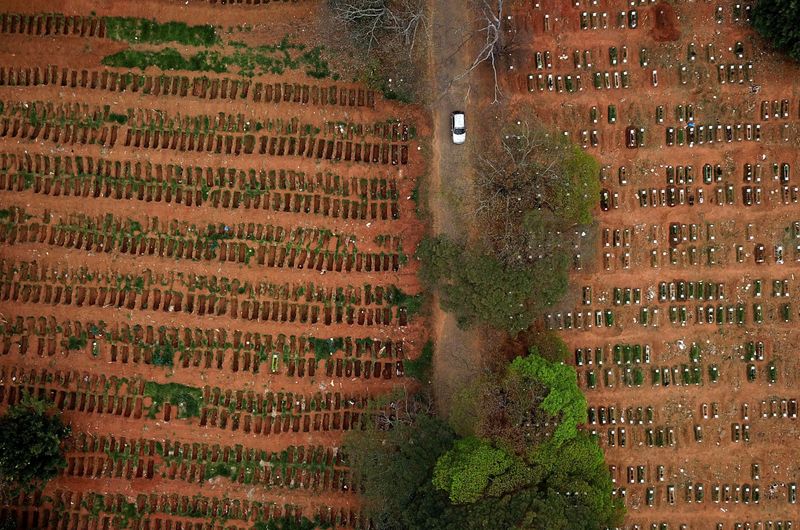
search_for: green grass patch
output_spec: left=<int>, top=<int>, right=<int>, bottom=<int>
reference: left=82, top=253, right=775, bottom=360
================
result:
left=116, top=500, right=139, bottom=529
left=25, top=102, right=108, bottom=129
left=107, top=112, right=128, bottom=124
left=403, top=341, right=433, bottom=381
left=102, top=48, right=227, bottom=73
left=86, top=494, right=104, bottom=518
left=204, top=462, right=232, bottom=479
left=104, top=17, right=219, bottom=46
left=360, top=58, right=414, bottom=103
left=309, top=337, right=345, bottom=361
left=102, top=37, right=331, bottom=79
left=66, top=333, right=88, bottom=351
left=143, top=381, right=202, bottom=419
left=150, top=341, right=176, bottom=367
left=385, top=285, right=424, bottom=318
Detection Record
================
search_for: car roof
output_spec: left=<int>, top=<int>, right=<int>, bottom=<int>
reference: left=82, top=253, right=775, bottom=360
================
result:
left=452, top=112, right=465, bottom=128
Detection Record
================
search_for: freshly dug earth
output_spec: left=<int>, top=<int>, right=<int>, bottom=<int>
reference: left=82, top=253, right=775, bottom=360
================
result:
left=652, top=3, right=680, bottom=43
left=0, top=1, right=428, bottom=528
left=507, top=1, right=800, bottom=529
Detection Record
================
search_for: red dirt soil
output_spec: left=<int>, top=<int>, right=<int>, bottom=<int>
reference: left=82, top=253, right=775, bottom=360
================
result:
left=0, top=1, right=428, bottom=528
left=507, top=0, right=800, bottom=529
left=652, top=3, right=680, bottom=43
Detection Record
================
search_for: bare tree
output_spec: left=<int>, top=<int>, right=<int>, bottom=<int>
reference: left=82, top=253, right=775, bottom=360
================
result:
left=451, top=0, right=516, bottom=103
left=330, top=0, right=427, bottom=53
left=356, top=387, right=438, bottom=432
left=476, top=120, right=562, bottom=265
left=469, top=0, right=503, bottom=103
left=473, top=117, right=595, bottom=268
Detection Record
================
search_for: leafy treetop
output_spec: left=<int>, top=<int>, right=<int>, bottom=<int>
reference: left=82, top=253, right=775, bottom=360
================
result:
left=430, top=352, right=624, bottom=528
left=752, top=0, right=800, bottom=61
left=0, top=395, right=70, bottom=495
left=508, top=353, right=587, bottom=448
left=417, top=236, right=564, bottom=334
left=432, top=436, right=515, bottom=504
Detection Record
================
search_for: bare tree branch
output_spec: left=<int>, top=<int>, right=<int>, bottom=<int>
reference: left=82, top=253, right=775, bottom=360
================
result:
left=450, top=0, right=505, bottom=103
left=331, top=0, right=428, bottom=54
left=473, top=117, right=586, bottom=267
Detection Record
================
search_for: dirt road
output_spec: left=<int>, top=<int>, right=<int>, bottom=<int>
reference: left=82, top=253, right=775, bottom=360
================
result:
left=427, top=0, right=485, bottom=415
left=428, top=0, right=473, bottom=238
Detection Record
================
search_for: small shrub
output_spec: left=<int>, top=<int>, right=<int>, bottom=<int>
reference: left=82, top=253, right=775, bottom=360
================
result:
left=0, top=395, right=70, bottom=493
left=526, top=331, right=569, bottom=363
left=66, top=333, right=88, bottom=350
left=309, top=337, right=345, bottom=361
left=205, top=462, right=231, bottom=479
left=385, top=284, right=424, bottom=318
left=107, top=112, right=128, bottom=124
left=403, top=341, right=433, bottom=381
left=143, top=382, right=203, bottom=419
left=150, top=342, right=176, bottom=367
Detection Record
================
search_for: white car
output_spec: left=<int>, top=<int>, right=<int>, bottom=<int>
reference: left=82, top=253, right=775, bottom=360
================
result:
left=451, top=111, right=466, bottom=144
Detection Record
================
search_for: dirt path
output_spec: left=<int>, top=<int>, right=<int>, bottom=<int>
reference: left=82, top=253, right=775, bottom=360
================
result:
left=426, top=0, right=485, bottom=416
left=427, top=1, right=473, bottom=238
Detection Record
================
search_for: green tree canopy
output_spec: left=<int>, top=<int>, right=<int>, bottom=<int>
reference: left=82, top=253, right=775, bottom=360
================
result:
left=429, top=352, right=623, bottom=528
left=752, top=0, right=800, bottom=61
left=508, top=354, right=587, bottom=448
left=417, top=236, right=565, bottom=334
left=435, top=352, right=587, bottom=482
left=526, top=330, right=570, bottom=363
left=0, top=396, right=70, bottom=495
left=446, top=350, right=585, bottom=456
left=432, top=436, right=516, bottom=503
left=530, top=431, right=621, bottom=526
left=342, top=393, right=462, bottom=530
left=418, top=118, right=597, bottom=335
left=345, top=384, right=623, bottom=530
